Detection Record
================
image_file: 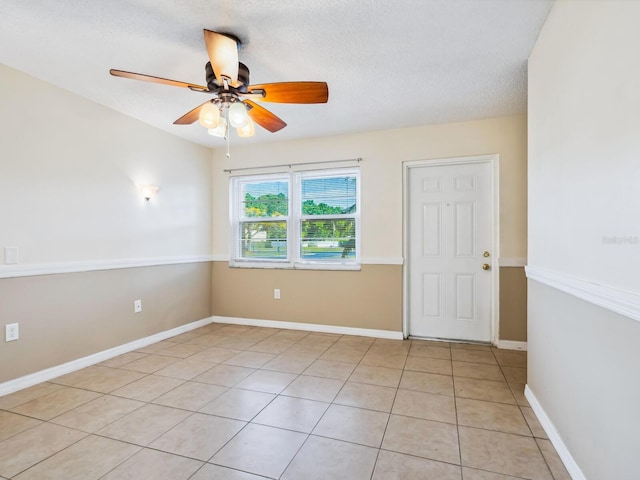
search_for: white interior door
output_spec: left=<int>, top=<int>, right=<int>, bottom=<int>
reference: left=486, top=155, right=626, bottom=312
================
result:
left=408, top=161, right=493, bottom=342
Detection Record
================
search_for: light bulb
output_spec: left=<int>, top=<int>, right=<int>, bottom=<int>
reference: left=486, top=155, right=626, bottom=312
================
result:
left=139, top=185, right=159, bottom=201
left=237, top=117, right=255, bottom=137
left=208, top=116, right=227, bottom=137
left=199, top=102, right=220, bottom=129
left=228, top=102, right=249, bottom=128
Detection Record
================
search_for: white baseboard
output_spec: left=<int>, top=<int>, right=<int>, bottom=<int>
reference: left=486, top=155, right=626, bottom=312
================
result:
left=212, top=315, right=404, bottom=340
left=495, top=340, right=528, bottom=351
left=525, top=385, right=586, bottom=480
left=0, top=316, right=215, bottom=397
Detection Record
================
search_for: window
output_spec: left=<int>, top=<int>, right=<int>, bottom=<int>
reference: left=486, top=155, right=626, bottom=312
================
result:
left=230, top=168, right=360, bottom=269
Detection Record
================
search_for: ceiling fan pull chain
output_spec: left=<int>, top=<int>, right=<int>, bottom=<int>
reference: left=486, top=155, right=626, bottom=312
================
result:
left=225, top=108, right=231, bottom=159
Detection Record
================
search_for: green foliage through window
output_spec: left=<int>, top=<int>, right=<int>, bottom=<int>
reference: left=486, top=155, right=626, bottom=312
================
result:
left=231, top=169, right=359, bottom=266
left=244, top=193, right=288, bottom=217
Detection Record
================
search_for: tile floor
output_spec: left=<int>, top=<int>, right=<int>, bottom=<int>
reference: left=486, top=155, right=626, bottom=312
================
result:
left=0, top=323, right=571, bottom=480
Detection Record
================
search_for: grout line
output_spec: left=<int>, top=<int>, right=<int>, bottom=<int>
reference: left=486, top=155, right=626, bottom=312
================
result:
left=5, top=428, right=91, bottom=479
left=358, top=340, right=393, bottom=480
left=94, top=442, right=146, bottom=480
left=1, top=324, right=551, bottom=480
left=449, top=343, right=465, bottom=477
left=185, top=463, right=208, bottom=480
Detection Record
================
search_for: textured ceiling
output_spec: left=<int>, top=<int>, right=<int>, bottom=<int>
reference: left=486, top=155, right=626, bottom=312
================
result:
left=0, top=0, right=554, bottom=147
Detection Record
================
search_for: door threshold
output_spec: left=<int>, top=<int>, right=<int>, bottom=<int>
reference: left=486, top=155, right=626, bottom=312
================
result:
left=409, top=335, right=492, bottom=346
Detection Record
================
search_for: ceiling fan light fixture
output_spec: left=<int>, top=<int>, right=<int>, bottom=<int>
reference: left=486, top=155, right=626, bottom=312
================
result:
left=237, top=117, right=255, bottom=137
left=110, top=29, right=329, bottom=145
left=199, top=101, right=220, bottom=128
left=208, top=116, right=227, bottom=137
left=228, top=102, right=250, bottom=128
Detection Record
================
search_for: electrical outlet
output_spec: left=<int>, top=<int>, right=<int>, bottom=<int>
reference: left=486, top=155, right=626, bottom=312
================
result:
left=134, top=299, right=142, bottom=313
left=274, top=288, right=281, bottom=300
left=5, top=323, right=19, bottom=342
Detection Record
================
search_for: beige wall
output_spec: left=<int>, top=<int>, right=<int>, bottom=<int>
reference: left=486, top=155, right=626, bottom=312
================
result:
left=212, top=262, right=402, bottom=332
left=528, top=281, right=640, bottom=479
left=0, top=64, right=213, bottom=265
left=499, top=267, right=527, bottom=342
left=212, top=114, right=528, bottom=338
left=213, top=114, right=527, bottom=260
left=0, top=64, right=529, bottom=388
left=528, top=1, right=640, bottom=292
left=528, top=1, right=640, bottom=478
left=0, top=263, right=211, bottom=383
left=0, top=65, right=214, bottom=385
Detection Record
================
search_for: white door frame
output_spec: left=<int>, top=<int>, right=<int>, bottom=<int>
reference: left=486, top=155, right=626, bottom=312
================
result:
left=402, top=154, right=500, bottom=343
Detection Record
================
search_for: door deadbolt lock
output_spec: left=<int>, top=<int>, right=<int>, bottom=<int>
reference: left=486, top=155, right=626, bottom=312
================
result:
left=482, top=263, right=491, bottom=271
left=483, top=251, right=490, bottom=257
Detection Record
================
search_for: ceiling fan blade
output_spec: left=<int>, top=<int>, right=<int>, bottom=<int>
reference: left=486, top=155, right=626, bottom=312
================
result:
left=109, top=69, right=207, bottom=91
left=244, top=100, right=287, bottom=132
left=203, top=29, right=239, bottom=86
left=247, top=82, right=329, bottom=104
left=173, top=101, right=211, bottom=125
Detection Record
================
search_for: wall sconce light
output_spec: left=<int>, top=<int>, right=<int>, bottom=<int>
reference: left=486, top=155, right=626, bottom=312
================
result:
left=139, top=184, right=159, bottom=201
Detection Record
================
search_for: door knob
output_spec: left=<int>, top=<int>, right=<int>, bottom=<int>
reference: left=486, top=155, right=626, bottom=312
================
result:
left=482, top=263, right=491, bottom=271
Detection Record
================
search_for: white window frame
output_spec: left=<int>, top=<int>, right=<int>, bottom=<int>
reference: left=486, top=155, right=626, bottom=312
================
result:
left=229, top=167, right=361, bottom=270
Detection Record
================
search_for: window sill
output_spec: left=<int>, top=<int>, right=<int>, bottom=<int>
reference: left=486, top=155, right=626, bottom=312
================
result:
left=229, top=260, right=361, bottom=271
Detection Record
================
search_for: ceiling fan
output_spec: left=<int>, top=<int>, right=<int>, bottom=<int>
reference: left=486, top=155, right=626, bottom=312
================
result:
left=110, top=29, right=329, bottom=138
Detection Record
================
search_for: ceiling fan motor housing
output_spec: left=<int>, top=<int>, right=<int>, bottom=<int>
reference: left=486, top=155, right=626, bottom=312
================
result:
left=205, top=61, right=250, bottom=92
